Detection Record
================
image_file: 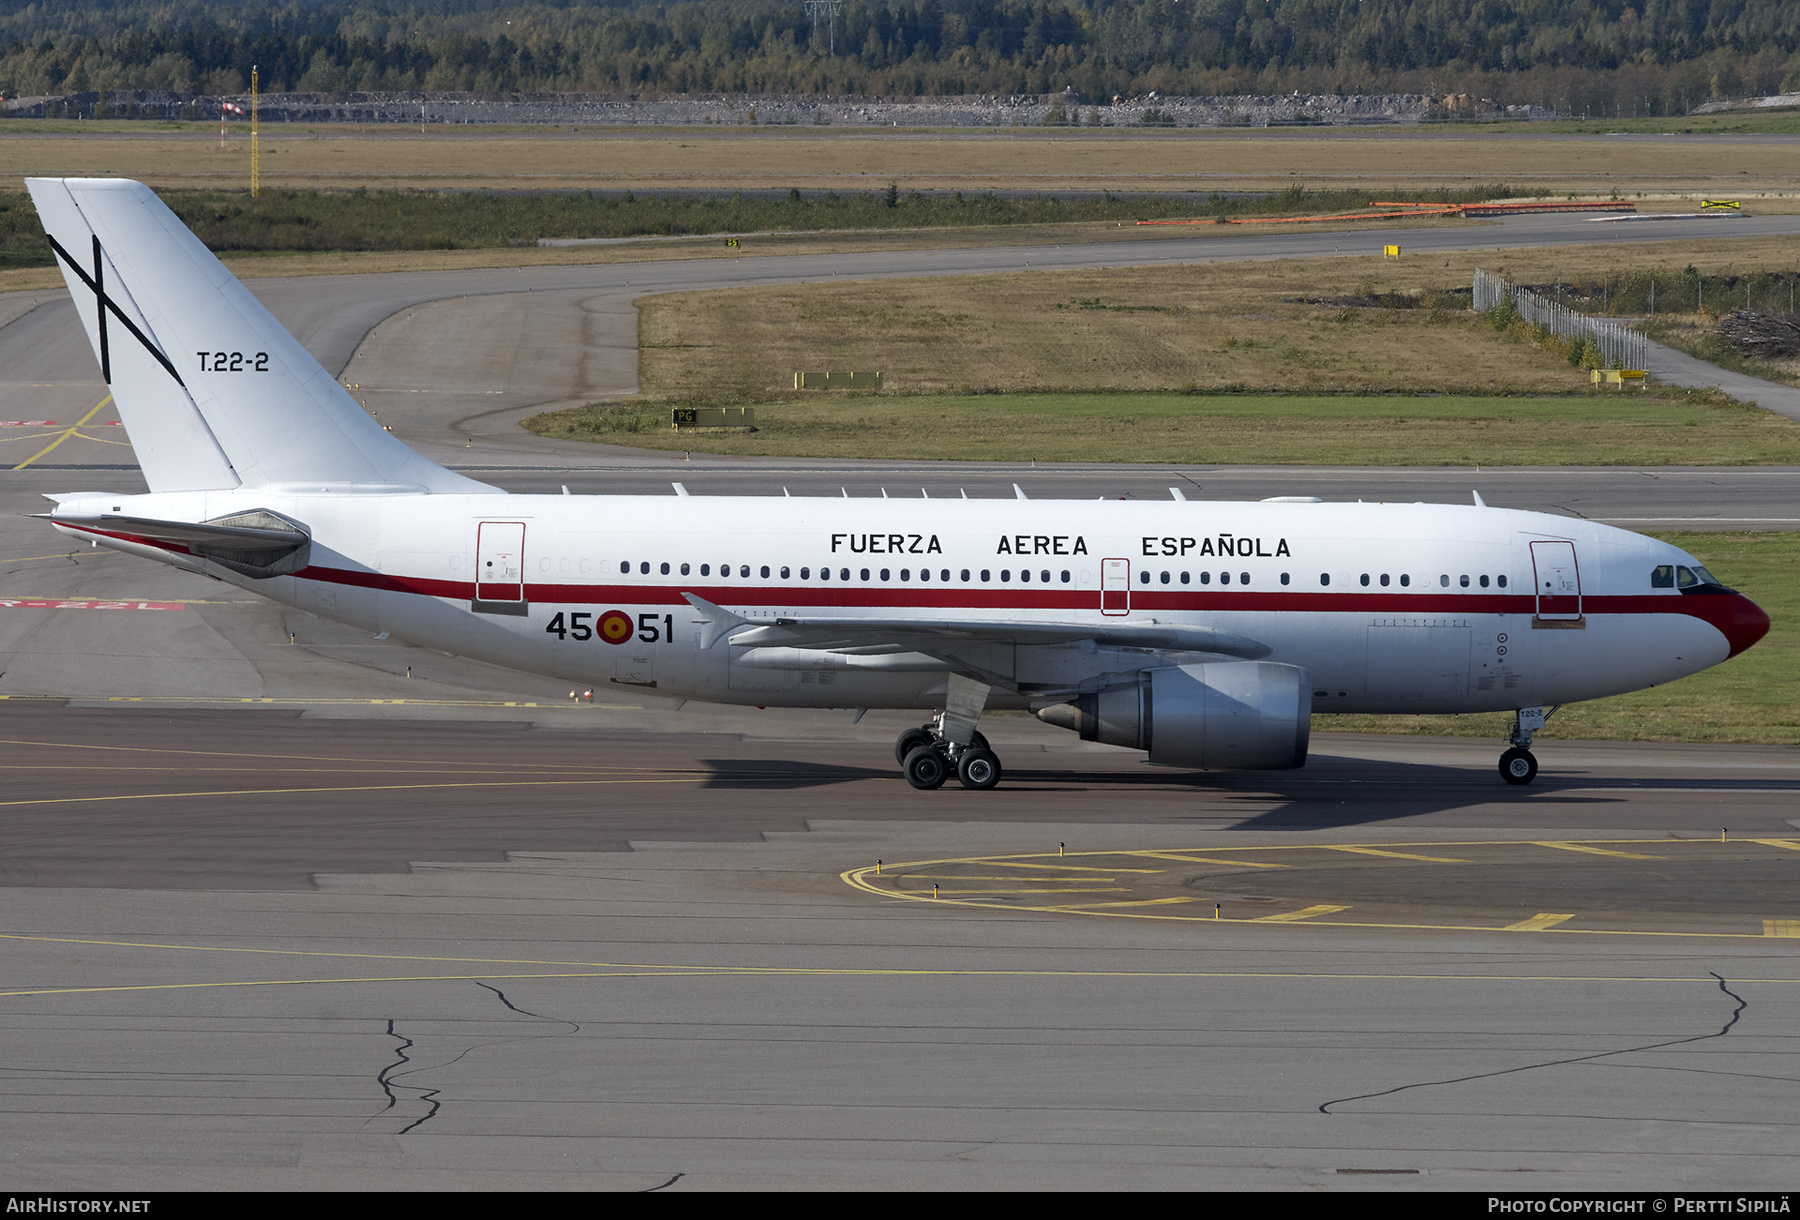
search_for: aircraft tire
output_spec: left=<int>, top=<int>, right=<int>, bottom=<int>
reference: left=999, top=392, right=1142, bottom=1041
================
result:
left=903, top=744, right=950, bottom=790
left=895, top=728, right=934, bottom=766
left=1499, top=747, right=1538, bottom=785
left=956, top=748, right=1002, bottom=791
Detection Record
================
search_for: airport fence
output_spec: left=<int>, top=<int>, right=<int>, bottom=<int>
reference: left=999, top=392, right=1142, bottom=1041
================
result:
left=1473, top=269, right=1649, bottom=371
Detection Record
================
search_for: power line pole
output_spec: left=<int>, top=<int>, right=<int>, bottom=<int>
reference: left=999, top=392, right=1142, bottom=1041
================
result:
left=250, top=65, right=260, bottom=197
left=806, top=0, right=844, bottom=54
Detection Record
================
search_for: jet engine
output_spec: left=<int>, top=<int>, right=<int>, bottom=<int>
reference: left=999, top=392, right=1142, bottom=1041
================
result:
left=1035, top=661, right=1311, bottom=771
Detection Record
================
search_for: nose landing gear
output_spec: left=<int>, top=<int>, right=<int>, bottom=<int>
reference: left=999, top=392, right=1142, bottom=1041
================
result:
left=1498, top=705, right=1554, bottom=786
left=1499, top=747, right=1538, bottom=785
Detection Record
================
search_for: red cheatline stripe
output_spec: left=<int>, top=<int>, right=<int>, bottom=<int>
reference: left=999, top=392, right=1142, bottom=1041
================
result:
left=58, top=523, right=1746, bottom=634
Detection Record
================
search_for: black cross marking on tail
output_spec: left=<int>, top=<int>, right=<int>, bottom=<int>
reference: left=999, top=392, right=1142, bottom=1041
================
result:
left=45, top=234, right=186, bottom=388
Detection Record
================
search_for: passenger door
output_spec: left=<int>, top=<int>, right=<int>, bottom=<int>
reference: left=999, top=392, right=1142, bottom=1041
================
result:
left=1101, top=558, right=1131, bottom=616
left=1530, top=540, right=1582, bottom=621
left=473, top=521, right=528, bottom=616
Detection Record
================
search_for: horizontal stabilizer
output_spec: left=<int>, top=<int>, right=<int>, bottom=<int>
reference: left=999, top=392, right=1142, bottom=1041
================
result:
left=49, top=508, right=312, bottom=579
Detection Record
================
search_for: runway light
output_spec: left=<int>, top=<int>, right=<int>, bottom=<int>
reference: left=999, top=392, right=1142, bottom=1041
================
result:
left=876, top=859, right=882, bottom=875
left=1722, top=827, right=1728, bottom=841
left=1059, top=842, right=1065, bottom=857
left=932, top=884, right=938, bottom=898
left=1215, top=904, right=1221, bottom=920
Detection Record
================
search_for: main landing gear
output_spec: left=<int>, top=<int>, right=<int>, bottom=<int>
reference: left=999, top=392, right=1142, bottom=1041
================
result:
left=897, top=722, right=1001, bottom=791
left=1498, top=705, right=1554, bottom=786
left=897, top=673, right=1003, bottom=792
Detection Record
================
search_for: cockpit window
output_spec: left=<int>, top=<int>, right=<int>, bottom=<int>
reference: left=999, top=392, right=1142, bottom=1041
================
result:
left=1658, top=562, right=1734, bottom=593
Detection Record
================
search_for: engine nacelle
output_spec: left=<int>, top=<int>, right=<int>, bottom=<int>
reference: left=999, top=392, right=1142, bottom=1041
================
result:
left=1035, top=661, right=1311, bottom=771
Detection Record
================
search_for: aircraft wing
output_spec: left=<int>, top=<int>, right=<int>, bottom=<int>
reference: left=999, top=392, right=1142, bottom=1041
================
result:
left=685, top=595, right=1270, bottom=660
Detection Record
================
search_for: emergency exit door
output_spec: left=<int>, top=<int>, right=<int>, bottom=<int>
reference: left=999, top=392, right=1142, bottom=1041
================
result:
left=1530, top=540, right=1581, bottom=620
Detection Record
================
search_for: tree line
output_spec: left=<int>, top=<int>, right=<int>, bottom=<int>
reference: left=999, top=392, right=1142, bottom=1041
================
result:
left=2, top=1, right=1796, bottom=116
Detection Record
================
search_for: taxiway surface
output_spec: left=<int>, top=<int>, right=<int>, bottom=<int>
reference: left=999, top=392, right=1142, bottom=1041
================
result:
left=2, top=213, right=1797, bottom=1190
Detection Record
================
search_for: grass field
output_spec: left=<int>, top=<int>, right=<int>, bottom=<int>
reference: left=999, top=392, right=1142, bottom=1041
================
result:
left=1317, top=531, right=1800, bottom=746
left=515, top=240, right=1800, bottom=466
left=527, top=391, right=1797, bottom=465
left=623, top=240, right=1800, bottom=401
left=3, top=124, right=1799, bottom=199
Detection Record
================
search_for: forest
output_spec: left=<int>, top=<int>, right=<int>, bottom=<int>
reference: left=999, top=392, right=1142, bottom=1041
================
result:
left=2, top=0, right=1797, bottom=116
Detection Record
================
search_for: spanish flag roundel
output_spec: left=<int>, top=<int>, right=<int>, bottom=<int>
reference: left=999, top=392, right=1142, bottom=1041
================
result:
left=598, top=610, right=634, bottom=645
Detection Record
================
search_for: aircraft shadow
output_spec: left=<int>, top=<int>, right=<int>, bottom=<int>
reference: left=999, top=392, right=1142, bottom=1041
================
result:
left=700, top=750, right=1800, bottom=832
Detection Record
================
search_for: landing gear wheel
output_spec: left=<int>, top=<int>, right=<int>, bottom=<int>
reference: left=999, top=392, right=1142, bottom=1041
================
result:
left=956, top=748, right=1002, bottom=791
left=902, top=744, right=949, bottom=790
left=1499, top=747, right=1538, bottom=786
left=895, top=728, right=934, bottom=766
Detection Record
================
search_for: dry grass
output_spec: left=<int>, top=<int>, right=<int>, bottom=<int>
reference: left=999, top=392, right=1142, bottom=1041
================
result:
left=515, top=239, right=1800, bottom=466
left=5, top=125, right=1800, bottom=197
left=634, top=238, right=1800, bottom=400
left=1318, top=531, right=1800, bottom=745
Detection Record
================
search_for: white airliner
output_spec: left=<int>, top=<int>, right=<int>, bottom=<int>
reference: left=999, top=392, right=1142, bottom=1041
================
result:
left=27, top=178, right=1770, bottom=789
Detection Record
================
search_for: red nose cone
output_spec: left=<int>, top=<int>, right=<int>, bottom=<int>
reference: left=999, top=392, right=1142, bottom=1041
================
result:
left=1721, top=593, right=1771, bottom=658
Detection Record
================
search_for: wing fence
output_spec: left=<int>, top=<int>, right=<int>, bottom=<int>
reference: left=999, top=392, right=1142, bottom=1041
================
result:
left=1473, top=269, right=1648, bottom=371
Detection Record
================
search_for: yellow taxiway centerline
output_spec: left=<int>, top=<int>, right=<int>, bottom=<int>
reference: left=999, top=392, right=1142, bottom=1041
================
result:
left=12, top=395, right=112, bottom=470
left=1505, top=913, right=1577, bottom=931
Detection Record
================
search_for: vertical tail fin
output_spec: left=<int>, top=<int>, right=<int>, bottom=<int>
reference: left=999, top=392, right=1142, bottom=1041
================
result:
left=27, top=178, right=494, bottom=494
